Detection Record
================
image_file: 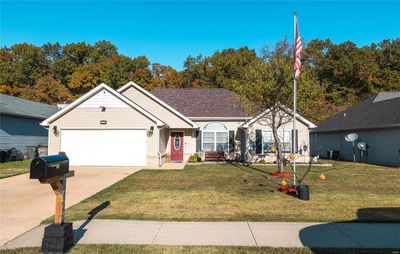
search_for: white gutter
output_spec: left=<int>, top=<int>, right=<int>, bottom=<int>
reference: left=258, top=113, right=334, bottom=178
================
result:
left=188, top=117, right=252, bottom=121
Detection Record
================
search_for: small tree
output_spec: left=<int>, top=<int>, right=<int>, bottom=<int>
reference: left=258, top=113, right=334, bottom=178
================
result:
left=232, top=40, right=293, bottom=172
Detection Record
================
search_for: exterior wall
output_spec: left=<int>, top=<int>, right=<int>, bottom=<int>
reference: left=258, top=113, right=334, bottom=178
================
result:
left=310, top=128, right=400, bottom=167
left=159, top=127, right=169, bottom=155
left=246, top=116, right=311, bottom=163
left=0, top=114, right=48, bottom=156
left=121, top=86, right=193, bottom=128
left=48, top=107, right=160, bottom=166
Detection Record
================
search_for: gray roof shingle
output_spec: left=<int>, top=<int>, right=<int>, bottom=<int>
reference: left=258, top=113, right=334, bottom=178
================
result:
left=312, top=92, right=400, bottom=133
left=150, top=88, right=250, bottom=118
left=0, top=94, right=59, bottom=119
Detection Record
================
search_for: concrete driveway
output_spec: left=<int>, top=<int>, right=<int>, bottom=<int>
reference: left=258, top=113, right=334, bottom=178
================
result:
left=0, top=167, right=141, bottom=245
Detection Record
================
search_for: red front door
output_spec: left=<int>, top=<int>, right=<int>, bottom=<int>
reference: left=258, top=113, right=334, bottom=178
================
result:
left=171, top=132, right=184, bottom=161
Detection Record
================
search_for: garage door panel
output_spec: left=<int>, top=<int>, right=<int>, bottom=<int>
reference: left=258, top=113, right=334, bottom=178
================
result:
left=60, top=129, right=146, bottom=166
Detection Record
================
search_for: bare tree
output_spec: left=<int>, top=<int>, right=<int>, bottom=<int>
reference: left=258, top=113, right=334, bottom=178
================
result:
left=232, top=40, right=294, bottom=172
left=255, top=105, right=293, bottom=172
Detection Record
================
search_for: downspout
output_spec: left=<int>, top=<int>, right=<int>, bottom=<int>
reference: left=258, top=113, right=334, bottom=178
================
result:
left=158, top=127, right=162, bottom=167
left=158, top=152, right=161, bottom=167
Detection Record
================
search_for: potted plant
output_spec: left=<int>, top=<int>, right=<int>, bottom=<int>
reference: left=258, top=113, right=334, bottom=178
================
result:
left=289, top=156, right=319, bottom=201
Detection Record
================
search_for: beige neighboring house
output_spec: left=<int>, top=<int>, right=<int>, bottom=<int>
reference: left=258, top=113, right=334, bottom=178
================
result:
left=41, top=81, right=316, bottom=167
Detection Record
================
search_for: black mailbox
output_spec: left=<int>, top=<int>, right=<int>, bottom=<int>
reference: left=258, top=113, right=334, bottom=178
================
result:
left=30, top=154, right=69, bottom=180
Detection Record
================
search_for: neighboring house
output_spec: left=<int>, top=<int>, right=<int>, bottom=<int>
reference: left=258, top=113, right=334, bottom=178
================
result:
left=0, top=94, right=59, bottom=157
left=41, top=81, right=315, bottom=167
left=310, top=92, right=400, bottom=167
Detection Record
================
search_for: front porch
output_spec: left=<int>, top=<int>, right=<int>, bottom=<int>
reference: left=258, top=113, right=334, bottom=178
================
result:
left=158, top=123, right=245, bottom=167
left=158, top=128, right=196, bottom=166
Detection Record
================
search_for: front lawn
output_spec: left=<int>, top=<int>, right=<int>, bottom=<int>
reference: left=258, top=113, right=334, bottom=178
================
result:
left=44, top=160, right=400, bottom=223
left=0, top=160, right=30, bottom=179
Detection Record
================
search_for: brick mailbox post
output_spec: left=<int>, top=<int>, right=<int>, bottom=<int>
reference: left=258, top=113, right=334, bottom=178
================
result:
left=30, top=152, right=74, bottom=253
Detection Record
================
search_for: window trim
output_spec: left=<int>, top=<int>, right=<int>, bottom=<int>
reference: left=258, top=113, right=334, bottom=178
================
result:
left=261, top=129, right=293, bottom=154
left=201, top=122, right=229, bottom=152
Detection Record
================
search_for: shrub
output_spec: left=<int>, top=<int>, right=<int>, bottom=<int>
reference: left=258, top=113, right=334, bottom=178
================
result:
left=189, top=153, right=201, bottom=163
left=258, top=159, right=266, bottom=164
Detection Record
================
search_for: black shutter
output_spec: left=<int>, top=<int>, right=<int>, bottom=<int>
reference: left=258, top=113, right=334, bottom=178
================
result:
left=196, top=131, right=202, bottom=152
left=256, top=129, right=262, bottom=154
left=229, top=130, right=235, bottom=153
left=291, top=130, right=299, bottom=153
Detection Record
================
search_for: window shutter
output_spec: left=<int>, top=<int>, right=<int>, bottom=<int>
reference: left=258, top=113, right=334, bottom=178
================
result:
left=291, top=130, right=299, bottom=153
left=229, top=130, right=235, bottom=153
left=196, top=131, right=202, bottom=152
left=256, top=130, right=262, bottom=154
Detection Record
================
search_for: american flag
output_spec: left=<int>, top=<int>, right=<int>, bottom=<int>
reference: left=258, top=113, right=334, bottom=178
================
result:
left=294, top=12, right=302, bottom=80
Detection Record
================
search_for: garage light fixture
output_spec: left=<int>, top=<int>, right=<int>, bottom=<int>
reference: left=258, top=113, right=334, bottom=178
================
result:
left=148, top=126, right=154, bottom=136
left=100, top=106, right=106, bottom=112
left=53, top=126, right=58, bottom=135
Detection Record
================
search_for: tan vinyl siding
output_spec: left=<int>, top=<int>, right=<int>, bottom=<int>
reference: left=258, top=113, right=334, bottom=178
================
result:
left=194, top=120, right=245, bottom=130
left=48, top=107, right=159, bottom=166
left=159, top=128, right=169, bottom=155
left=122, top=87, right=193, bottom=128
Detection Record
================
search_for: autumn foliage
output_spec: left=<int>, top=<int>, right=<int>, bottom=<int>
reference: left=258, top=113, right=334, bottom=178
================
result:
left=0, top=39, right=399, bottom=123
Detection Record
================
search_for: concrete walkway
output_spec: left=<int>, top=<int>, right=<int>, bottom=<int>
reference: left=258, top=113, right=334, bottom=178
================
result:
left=2, top=220, right=400, bottom=249
left=0, top=167, right=140, bottom=245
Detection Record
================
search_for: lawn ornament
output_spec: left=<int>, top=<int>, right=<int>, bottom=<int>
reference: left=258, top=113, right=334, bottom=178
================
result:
left=289, top=153, right=295, bottom=160
left=271, top=147, right=276, bottom=153
left=319, top=174, right=326, bottom=180
left=30, top=152, right=74, bottom=253
left=281, top=179, right=287, bottom=187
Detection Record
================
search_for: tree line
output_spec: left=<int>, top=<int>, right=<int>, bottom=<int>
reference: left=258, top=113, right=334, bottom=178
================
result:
left=0, top=39, right=399, bottom=123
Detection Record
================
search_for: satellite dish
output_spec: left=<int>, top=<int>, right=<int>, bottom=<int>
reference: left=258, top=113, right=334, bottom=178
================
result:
left=357, top=142, right=367, bottom=151
left=345, top=133, right=358, bottom=142
left=345, top=133, right=358, bottom=162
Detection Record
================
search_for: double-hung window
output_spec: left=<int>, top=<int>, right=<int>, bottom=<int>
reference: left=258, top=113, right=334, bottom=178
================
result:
left=202, top=122, right=229, bottom=152
left=261, top=129, right=292, bottom=153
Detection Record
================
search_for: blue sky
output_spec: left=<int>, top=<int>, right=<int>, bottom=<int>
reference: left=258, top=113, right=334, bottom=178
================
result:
left=1, top=1, right=399, bottom=70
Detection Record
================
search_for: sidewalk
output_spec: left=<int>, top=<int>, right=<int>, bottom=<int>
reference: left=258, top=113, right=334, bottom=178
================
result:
left=2, top=220, right=400, bottom=249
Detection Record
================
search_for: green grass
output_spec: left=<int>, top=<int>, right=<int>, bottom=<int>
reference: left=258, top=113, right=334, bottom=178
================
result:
left=0, top=160, right=30, bottom=179
left=43, top=160, right=400, bottom=224
left=0, top=245, right=395, bottom=254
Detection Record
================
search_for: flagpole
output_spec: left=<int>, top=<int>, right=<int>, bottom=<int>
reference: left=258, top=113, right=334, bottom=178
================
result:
left=293, top=12, right=297, bottom=186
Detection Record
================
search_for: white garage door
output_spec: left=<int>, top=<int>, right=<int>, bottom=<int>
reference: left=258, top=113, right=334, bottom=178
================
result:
left=60, top=129, right=147, bottom=166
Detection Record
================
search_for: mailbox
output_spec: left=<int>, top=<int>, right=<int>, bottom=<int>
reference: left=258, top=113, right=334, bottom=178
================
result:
left=30, top=154, right=69, bottom=180
left=30, top=152, right=75, bottom=253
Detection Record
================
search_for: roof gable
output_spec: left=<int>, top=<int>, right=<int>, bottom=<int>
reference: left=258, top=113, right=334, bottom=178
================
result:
left=150, top=88, right=250, bottom=118
left=118, top=81, right=198, bottom=128
left=241, top=104, right=316, bottom=129
left=78, top=89, right=129, bottom=108
left=41, top=83, right=164, bottom=126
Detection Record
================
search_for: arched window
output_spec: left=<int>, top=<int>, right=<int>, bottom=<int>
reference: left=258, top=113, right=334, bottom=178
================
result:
left=202, top=122, right=229, bottom=152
